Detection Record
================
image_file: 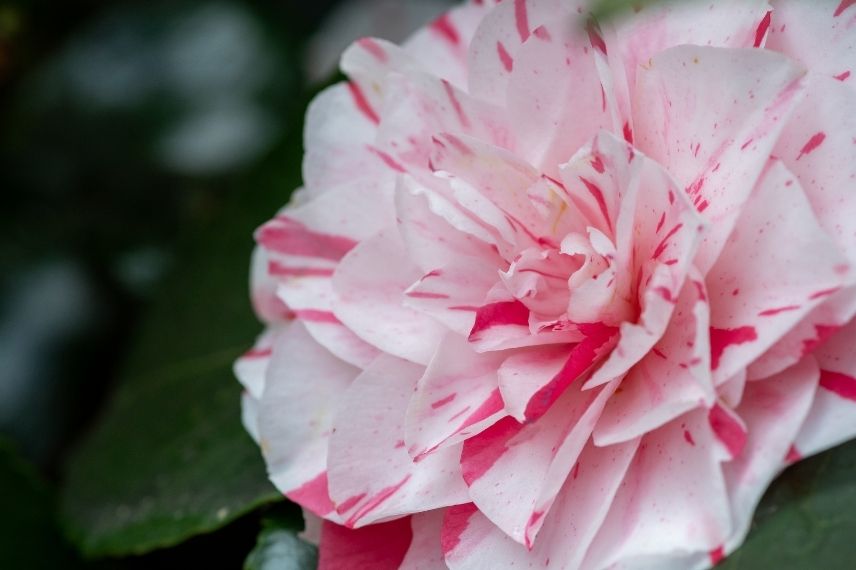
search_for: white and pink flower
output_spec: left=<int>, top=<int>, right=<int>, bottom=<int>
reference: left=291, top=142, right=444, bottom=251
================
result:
left=236, top=1, right=856, bottom=568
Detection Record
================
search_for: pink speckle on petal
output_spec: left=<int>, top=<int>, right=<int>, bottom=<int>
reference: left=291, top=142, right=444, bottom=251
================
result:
left=834, top=70, right=851, bottom=81
left=496, top=41, right=514, bottom=72
left=753, top=11, right=772, bottom=47
left=514, top=0, right=530, bottom=42
left=796, top=132, right=826, bottom=160
left=710, top=546, right=725, bottom=566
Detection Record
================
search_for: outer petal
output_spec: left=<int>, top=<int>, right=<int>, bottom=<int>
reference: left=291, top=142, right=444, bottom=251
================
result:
left=633, top=45, right=806, bottom=272
left=705, top=160, right=853, bottom=384
left=506, top=6, right=611, bottom=177
left=466, top=0, right=572, bottom=106
left=332, top=229, right=446, bottom=365
left=584, top=410, right=732, bottom=568
left=400, top=511, right=449, bottom=570
left=403, top=0, right=501, bottom=90
left=302, top=83, right=385, bottom=192
left=721, top=358, right=819, bottom=557
left=442, top=439, right=639, bottom=570
left=772, top=75, right=856, bottom=262
left=767, top=0, right=856, bottom=86
left=794, top=318, right=856, bottom=457
left=257, top=322, right=358, bottom=519
left=319, top=518, right=413, bottom=570
left=405, top=334, right=507, bottom=460
left=327, top=354, right=469, bottom=528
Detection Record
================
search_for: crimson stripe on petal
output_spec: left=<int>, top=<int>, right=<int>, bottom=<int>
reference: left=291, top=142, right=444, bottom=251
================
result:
left=468, top=300, right=530, bottom=340
left=819, top=369, right=856, bottom=402
left=286, top=471, right=336, bottom=517
left=708, top=403, right=747, bottom=458
left=319, top=518, right=412, bottom=570
left=461, top=417, right=522, bottom=485
left=257, top=218, right=357, bottom=260
left=524, top=323, right=617, bottom=421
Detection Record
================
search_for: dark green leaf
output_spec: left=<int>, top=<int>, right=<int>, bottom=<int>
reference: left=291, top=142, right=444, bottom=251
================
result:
left=720, top=439, right=856, bottom=569
left=0, top=438, right=83, bottom=569
left=59, top=137, right=303, bottom=559
left=244, top=513, right=317, bottom=570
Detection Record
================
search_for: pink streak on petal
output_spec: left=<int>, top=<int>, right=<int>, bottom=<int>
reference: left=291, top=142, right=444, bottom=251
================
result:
left=366, top=145, right=406, bottom=173
left=294, top=309, right=342, bottom=324
left=819, top=370, right=856, bottom=402
left=708, top=403, right=747, bottom=458
left=652, top=223, right=684, bottom=259
left=441, top=503, right=479, bottom=555
left=579, top=176, right=613, bottom=233
left=757, top=305, right=801, bottom=317
left=468, top=300, right=530, bottom=340
left=442, top=79, right=471, bottom=128
left=834, top=71, right=851, bottom=81
left=242, top=347, right=272, bottom=359
left=796, top=132, right=826, bottom=160
left=268, top=261, right=335, bottom=278
left=431, top=13, right=460, bottom=46
left=344, top=475, right=412, bottom=528
left=456, top=388, right=504, bottom=433
left=809, top=286, right=840, bottom=300
left=258, top=220, right=357, bottom=260
left=357, top=37, right=387, bottom=62
left=753, top=11, right=772, bottom=47
left=461, top=416, right=521, bottom=484
left=709, top=326, right=758, bottom=370
left=834, top=0, right=856, bottom=17
left=346, top=81, right=380, bottom=124
left=287, top=472, right=335, bottom=516
left=514, top=0, right=530, bottom=41
left=496, top=41, right=514, bottom=72
left=524, top=323, right=617, bottom=421
left=431, top=393, right=457, bottom=409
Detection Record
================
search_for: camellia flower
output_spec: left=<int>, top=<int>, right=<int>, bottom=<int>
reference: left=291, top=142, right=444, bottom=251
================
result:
left=236, top=0, right=856, bottom=567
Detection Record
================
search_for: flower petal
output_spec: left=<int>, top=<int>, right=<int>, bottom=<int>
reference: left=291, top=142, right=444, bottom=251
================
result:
left=328, top=354, right=469, bottom=528
left=633, top=45, right=807, bottom=272
left=405, top=334, right=507, bottom=460
left=257, top=322, right=358, bottom=519
left=794, top=318, right=856, bottom=457
left=332, top=229, right=446, bottom=365
left=705, top=160, right=853, bottom=384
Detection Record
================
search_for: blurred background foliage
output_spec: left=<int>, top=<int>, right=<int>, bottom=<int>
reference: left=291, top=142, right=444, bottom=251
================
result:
left=2, top=0, right=856, bottom=568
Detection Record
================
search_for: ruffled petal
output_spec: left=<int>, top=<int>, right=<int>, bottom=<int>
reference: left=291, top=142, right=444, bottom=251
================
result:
left=327, top=354, right=469, bottom=528
left=460, top=378, right=619, bottom=546
left=442, top=439, right=639, bottom=570
left=584, top=410, right=731, bottom=568
left=318, top=517, right=413, bottom=570
left=633, top=45, right=807, bottom=272
left=595, top=274, right=714, bottom=445
left=257, top=322, right=358, bottom=519
left=332, top=229, right=446, bottom=365
left=405, top=334, right=507, bottom=460
left=794, top=318, right=856, bottom=457
left=705, top=160, right=853, bottom=384
left=767, top=0, right=856, bottom=87
left=721, top=357, right=819, bottom=556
